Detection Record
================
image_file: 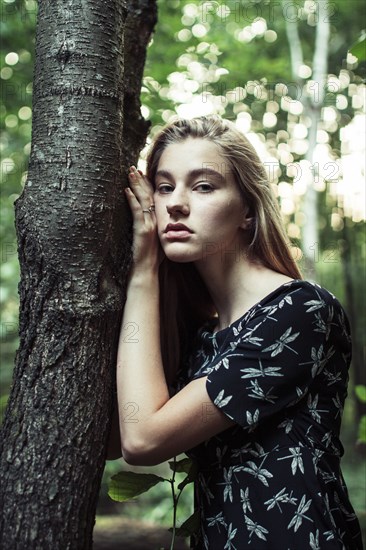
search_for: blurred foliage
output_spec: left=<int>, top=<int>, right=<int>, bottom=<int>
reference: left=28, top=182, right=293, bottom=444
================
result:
left=1, top=0, right=36, bottom=402
left=108, top=456, right=198, bottom=544
left=349, top=32, right=366, bottom=62
left=355, top=385, right=366, bottom=444
left=100, top=458, right=194, bottom=529
left=1, top=0, right=365, bottom=530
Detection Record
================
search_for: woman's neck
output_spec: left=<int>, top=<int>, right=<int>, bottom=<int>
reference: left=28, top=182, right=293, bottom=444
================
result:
left=195, top=252, right=293, bottom=332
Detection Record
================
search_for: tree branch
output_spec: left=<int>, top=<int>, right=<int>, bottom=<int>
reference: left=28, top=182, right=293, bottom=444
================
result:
left=122, top=0, right=158, bottom=171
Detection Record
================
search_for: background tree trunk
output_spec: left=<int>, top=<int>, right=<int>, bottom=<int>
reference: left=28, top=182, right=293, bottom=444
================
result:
left=284, top=0, right=330, bottom=280
left=0, top=1, right=157, bottom=548
left=301, top=1, right=330, bottom=280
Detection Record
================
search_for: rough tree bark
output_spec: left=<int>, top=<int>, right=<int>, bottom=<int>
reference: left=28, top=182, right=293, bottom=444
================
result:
left=0, top=1, right=157, bottom=548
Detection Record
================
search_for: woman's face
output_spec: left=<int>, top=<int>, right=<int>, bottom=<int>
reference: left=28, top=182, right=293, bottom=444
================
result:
left=153, top=138, right=251, bottom=265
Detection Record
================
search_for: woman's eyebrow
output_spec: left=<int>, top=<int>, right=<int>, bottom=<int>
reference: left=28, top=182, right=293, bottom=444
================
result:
left=189, top=168, right=226, bottom=183
left=155, top=168, right=226, bottom=183
left=155, top=169, right=173, bottom=180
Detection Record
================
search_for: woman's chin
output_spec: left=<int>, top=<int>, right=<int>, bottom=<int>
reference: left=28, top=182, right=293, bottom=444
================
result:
left=165, top=254, right=196, bottom=263
left=162, top=248, right=200, bottom=264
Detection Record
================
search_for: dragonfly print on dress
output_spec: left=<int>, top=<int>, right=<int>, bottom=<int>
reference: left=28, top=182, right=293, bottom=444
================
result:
left=176, top=279, right=363, bottom=549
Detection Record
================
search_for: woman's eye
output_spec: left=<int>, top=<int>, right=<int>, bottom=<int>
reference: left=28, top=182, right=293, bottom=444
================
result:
left=157, top=184, right=173, bottom=193
left=194, top=183, right=214, bottom=193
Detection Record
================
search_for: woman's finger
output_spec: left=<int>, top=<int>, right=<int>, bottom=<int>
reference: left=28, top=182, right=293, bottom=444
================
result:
left=128, top=166, right=154, bottom=199
left=124, top=186, right=143, bottom=216
left=125, top=186, right=156, bottom=224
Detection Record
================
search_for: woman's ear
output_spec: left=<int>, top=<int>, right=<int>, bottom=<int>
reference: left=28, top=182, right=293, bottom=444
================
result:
left=240, top=213, right=254, bottom=230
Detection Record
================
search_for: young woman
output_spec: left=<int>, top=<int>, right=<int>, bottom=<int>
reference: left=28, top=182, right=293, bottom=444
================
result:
left=114, top=116, right=363, bottom=549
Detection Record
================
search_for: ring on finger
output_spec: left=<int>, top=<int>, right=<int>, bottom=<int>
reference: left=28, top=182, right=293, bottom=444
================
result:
left=142, top=204, right=155, bottom=214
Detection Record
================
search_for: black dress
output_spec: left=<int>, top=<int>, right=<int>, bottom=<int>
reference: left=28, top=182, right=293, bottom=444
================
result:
left=180, top=280, right=363, bottom=549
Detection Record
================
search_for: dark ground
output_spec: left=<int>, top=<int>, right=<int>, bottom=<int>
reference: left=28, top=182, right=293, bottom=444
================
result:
left=93, top=516, right=189, bottom=550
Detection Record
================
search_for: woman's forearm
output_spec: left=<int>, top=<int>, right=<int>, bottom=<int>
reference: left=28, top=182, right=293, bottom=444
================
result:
left=116, top=270, right=170, bottom=460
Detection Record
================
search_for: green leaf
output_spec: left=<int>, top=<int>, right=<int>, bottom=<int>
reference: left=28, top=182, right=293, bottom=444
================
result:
left=108, top=471, right=165, bottom=502
left=168, top=509, right=201, bottom=538
left=355, top=385, right=366, bottom=403
left=357, top=416, right=366, bottom=443
left=177, top=474, right=193, bottom=492
left=168, top=457, right=193, bottom=474
left=349, top=33, right=366, bottom=61
left=177, top=460, right=198, bottom=491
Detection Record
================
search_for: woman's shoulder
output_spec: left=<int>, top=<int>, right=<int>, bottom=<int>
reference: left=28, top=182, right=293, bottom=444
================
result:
left=245, top=278, right=346, bottom=313
left=247, top=279, right=351, bottom=340
left=239, top=279, right=351, bottom=354
left=197, top=279, right=349, bottom=344
left=182, top=278, right=351, bottom=385
left=203, top=278, right=350, bottom=339
left=274, top=279, right=348, bottom=314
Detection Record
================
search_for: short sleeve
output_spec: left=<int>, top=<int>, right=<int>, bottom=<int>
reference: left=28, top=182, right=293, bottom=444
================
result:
left=205, top=281, right=351, bottom=431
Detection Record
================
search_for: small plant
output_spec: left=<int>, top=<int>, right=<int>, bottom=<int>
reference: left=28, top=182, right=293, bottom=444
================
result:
left=355, top=385, right=366, bottom=444
left=108, top=456, right=199, bottom=549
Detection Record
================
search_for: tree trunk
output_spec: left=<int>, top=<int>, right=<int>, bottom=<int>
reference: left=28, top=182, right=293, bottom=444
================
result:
left=0, top=1, right=157, bottom=548
left=283, top=0, right=330, bottom=280
left=301, top=1, right=330, bottom=280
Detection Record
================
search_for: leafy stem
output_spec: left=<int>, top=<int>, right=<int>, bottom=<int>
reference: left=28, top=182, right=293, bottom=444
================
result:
left=108, top=456, right=199, bottom=549
left=169, top=455, right=177, bottom=550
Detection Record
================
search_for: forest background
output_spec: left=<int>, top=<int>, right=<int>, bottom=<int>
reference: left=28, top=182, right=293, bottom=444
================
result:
left=1, top=0, right=365, bottom=543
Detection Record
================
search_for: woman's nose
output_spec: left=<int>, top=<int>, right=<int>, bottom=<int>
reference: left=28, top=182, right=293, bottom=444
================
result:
left=166, top=189, right=189, bottom=215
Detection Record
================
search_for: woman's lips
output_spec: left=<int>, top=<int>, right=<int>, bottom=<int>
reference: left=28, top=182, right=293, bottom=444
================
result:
left=164, top=223, right=193, bottom=240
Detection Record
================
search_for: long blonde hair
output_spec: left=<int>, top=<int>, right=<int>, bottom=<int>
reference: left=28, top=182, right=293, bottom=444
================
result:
left=146, top=115, right=302, bottom=385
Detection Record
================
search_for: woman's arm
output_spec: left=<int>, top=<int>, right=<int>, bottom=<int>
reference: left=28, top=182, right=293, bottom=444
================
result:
left=115, top=169, right=233, bottom=466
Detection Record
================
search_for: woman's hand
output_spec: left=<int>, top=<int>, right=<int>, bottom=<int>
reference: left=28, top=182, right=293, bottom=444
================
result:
left=125, top=166, right=162, bottom=275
